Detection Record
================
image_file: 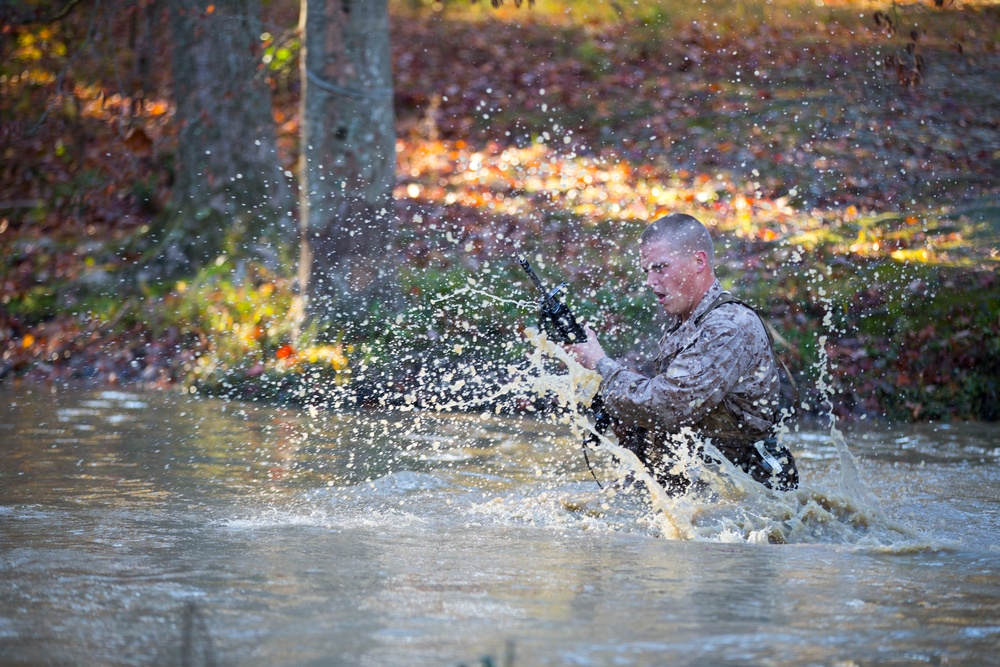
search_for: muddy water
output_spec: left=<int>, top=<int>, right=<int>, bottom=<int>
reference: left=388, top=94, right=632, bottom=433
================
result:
left=1, top=384, right=998, bottom=666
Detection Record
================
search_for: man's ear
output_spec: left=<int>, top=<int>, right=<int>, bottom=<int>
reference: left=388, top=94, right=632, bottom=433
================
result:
left=693, top=250, right=708, bottom=272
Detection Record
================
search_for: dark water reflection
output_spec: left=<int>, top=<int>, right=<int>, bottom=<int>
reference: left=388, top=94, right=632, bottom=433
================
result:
left=1, top=385, right=998, bottom=666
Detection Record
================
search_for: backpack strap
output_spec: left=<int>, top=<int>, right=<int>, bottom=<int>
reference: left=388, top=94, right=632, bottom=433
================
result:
left=696, top=292, right=800, bottom=410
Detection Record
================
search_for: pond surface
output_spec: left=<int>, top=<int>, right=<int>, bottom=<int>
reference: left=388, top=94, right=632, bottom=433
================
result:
left=1, top=384, right=998, bottom=666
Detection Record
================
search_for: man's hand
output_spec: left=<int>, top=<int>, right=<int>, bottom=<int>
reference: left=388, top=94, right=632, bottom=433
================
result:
left=567, top=325, right=607, bottom=370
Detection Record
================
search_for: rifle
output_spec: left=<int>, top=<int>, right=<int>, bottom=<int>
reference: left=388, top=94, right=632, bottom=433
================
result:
left=517, top=257, right=613, bottom=486
left=517, top=257, right=589, bottom=343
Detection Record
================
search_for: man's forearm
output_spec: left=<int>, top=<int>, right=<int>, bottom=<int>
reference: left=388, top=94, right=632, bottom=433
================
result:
left=593, top=357, right=661, bottom=430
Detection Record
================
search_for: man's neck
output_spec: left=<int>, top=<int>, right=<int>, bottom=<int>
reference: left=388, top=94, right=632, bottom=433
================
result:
left=679, top=278, right=717, bottom=322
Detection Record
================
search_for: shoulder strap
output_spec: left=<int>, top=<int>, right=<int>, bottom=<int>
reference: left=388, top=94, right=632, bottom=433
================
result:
left=695, top=292, right=800, bottom=410
left=694, top=292, right=739, bottom=327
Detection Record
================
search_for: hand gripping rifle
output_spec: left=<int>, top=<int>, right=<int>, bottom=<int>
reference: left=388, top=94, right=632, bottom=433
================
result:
left=518, top=257, right=612, bottom=487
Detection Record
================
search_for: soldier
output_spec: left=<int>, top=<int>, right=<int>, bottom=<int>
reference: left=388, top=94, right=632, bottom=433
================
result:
left=568, top=213, right=798, bottom=494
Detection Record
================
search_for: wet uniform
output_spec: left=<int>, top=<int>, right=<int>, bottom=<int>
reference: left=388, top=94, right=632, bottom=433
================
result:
left=594, top=280, right=798, bottom=493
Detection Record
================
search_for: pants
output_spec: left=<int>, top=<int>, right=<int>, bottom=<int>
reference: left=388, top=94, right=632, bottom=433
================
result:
left=617, top=426, right=799, bottom=494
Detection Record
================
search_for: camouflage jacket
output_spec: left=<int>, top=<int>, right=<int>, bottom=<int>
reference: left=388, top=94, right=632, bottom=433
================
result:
left=595, top=280, right=780, bottom=444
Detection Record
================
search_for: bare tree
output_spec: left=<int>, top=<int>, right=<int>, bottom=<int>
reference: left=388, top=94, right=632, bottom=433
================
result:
left=294, top=0, right=398, bottom=336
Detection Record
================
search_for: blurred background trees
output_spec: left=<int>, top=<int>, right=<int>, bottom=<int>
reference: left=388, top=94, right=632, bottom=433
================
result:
left=2, top=0, right=997, bottom=420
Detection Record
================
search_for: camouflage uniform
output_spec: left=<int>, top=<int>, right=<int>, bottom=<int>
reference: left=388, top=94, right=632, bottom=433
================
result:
left=595, top=280, right=798, bottom=492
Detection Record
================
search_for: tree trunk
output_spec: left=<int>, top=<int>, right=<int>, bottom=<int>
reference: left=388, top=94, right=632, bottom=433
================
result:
left=295, top=0, right=398, bottom=335
left=149, top=0, right=292, bottom=282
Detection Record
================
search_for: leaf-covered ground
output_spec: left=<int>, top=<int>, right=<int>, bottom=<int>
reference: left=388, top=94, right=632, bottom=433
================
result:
left=1, top=0, right=998, bottom=421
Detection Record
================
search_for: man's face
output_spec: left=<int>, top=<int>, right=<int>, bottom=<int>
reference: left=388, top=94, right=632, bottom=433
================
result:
left=640, top=239, right=706, bottom=319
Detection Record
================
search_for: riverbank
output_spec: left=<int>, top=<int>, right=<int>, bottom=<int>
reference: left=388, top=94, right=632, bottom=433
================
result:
left=2, top=1, right=998, bottom=422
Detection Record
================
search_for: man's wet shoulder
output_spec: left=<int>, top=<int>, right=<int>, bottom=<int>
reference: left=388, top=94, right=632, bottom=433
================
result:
left=698, top=302, right=767, bottom=338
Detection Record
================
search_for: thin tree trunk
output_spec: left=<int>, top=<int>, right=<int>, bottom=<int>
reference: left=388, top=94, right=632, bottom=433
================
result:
left=295, top=0, right=398, bottom=335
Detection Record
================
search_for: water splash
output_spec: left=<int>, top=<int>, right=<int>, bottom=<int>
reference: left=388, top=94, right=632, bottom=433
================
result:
left=266, top=275, right=921, bottom=548
left=809, top=286, right=883, bottom=512
left=503, top=324, right=917, bottom=547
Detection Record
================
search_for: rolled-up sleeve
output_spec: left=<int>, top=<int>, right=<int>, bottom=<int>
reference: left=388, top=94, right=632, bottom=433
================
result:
left=596, top=322, right=752, bottom=431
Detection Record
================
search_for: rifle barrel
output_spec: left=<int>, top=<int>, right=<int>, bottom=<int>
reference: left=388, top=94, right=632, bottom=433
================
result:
left=518, top=257, right=547, bottom=296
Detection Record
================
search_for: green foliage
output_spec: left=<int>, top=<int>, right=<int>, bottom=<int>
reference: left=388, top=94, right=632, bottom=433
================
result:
left=727, top=238, right=1000, bottom=421
left=261, top=32, right=300, bottom=73
left=161, top=262, right=294, bottom=363
left=396, top=261, right=528, bottom=362
left=7, top=284, right=58, bottom=320
left=574, top=38, right=612, bottom=76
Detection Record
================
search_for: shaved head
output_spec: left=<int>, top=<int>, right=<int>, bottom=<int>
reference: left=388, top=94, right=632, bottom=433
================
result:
left=639, top=214, right=717, bottom=320
left=639, top=213, right=715, bottom=268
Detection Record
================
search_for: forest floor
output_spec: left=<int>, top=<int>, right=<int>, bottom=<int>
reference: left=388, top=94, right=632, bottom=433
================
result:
left=1, top=1, right=998, bottom=422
